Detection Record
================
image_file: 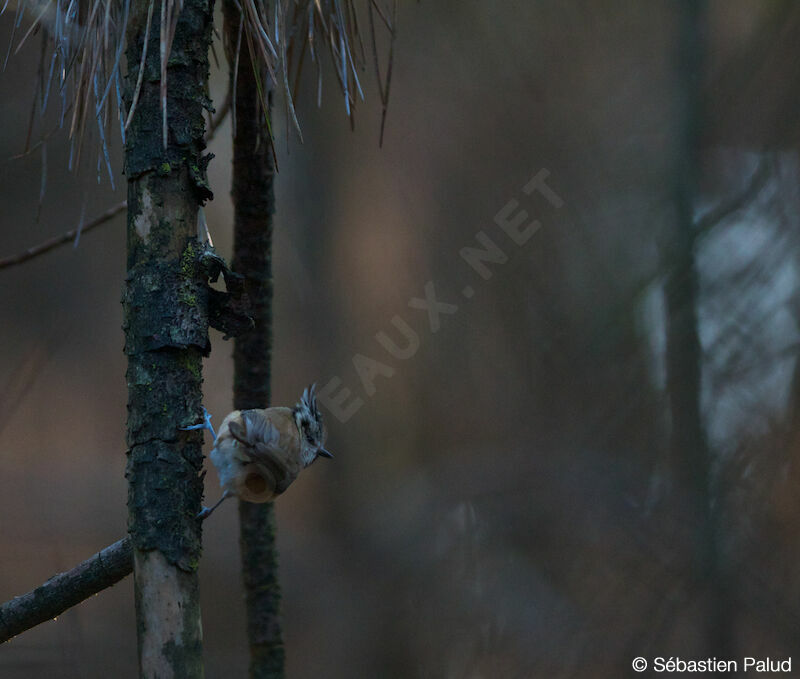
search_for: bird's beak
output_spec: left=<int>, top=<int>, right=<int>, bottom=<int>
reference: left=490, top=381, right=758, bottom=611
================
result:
left=318, top=448, right=334, bottom=459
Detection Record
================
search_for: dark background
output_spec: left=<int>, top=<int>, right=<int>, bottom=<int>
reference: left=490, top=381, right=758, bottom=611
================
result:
left=2, top=1, right=800, bottom=677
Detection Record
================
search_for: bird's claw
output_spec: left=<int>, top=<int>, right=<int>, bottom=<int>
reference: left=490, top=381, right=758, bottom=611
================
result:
left=181, top=406, right=218, bottom=442
left=196, top=491, right=231, bottom=520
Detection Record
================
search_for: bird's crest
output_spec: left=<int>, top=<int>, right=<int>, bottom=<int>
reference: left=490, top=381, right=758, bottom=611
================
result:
left=297, top=383, right=322, bottom=424
left=293, top=383, right=327, bottom=455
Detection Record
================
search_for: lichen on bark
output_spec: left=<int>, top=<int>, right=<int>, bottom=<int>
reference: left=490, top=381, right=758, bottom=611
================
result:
left=123, top=0, right=216, bottom=674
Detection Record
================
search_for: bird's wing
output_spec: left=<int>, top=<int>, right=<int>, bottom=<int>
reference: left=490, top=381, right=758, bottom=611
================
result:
left=229, top=411, right=293, bottom=493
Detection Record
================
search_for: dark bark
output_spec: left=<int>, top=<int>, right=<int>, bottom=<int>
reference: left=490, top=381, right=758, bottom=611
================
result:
left=666, top=0, right=732, bottom=659
left=0, top=538, right=132, bottom=643
left=123, top=0, right=215, bottom=674
left=238, top=502, right=284, bottom=678
left=222, top=2, right=284, bottom=677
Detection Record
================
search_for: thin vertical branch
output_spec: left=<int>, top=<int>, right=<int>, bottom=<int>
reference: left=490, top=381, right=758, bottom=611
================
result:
left=665, top=0, right=732, bottom=658
left=223, top=1, right=284, bottom=676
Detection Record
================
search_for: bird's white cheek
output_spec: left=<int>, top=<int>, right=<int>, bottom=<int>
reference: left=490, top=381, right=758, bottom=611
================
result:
left=300, top=446, right=316, bottom=467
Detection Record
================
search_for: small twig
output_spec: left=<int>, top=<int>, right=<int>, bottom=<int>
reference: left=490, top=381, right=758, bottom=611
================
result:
left=0, top=537, right=133, bottom=643
left=0, top=96, right=232, bottom=273
left=0, top=201, right=127, bottom=271
left=207, top=85, right=232, bottom=143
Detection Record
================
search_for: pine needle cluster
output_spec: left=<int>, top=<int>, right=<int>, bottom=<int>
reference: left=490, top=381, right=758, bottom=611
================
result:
left=2, top=0, right=396, bottom=179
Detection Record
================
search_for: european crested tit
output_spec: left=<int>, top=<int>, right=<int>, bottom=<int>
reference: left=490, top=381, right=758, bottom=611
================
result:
left=184, top=384, right=332, bottom=518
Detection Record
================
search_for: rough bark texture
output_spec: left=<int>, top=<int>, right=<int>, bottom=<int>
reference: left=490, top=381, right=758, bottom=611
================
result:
left=0, top=538, right=132, bottom=643
left=223, top=2, right=284, bottom=676
left=123, top=0, right=215, bottom=675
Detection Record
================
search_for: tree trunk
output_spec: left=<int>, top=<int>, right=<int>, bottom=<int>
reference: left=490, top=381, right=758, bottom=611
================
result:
left=123, top=0, right=216, bottom=675
left=222, top=3, right=284, bottom=677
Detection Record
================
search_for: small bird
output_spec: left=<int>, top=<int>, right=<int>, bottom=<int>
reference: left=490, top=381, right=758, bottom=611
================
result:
left=183, top=384, right=332, bottom=519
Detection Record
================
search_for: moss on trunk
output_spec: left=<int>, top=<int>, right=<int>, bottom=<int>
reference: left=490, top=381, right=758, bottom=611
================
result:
left=123, top=0, right=215, bottom=675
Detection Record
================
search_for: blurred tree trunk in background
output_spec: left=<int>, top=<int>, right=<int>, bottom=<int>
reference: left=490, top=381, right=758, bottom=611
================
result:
left=123, top=0, right=215, bottom=675
left=666, top=0, right=732, bottom=658
left=222, top=2, right=284, bottom=676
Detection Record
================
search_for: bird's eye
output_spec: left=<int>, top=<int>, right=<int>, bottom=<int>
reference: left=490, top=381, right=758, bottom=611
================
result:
left=305, top=431, right=315, bottom=445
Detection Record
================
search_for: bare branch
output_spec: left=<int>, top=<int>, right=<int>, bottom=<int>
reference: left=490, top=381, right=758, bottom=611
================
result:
left=0, top=90, right=233, bottom=274
left=0, top=201, right=127, bottom=271
left=0, top=498, right=224, bottom=643
left=207, top=85, right=232, bottom=143
left=0, top=537, right=133, bottom=643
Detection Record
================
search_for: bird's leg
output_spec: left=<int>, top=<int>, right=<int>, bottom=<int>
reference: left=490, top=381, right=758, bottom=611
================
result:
left=197, top=490, right=232, bottom=520
left=181, top=406, right=218, bottom=442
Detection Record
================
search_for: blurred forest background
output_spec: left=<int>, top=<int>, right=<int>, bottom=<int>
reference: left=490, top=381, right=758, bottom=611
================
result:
left=2, top=0, right=800, bottom=677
